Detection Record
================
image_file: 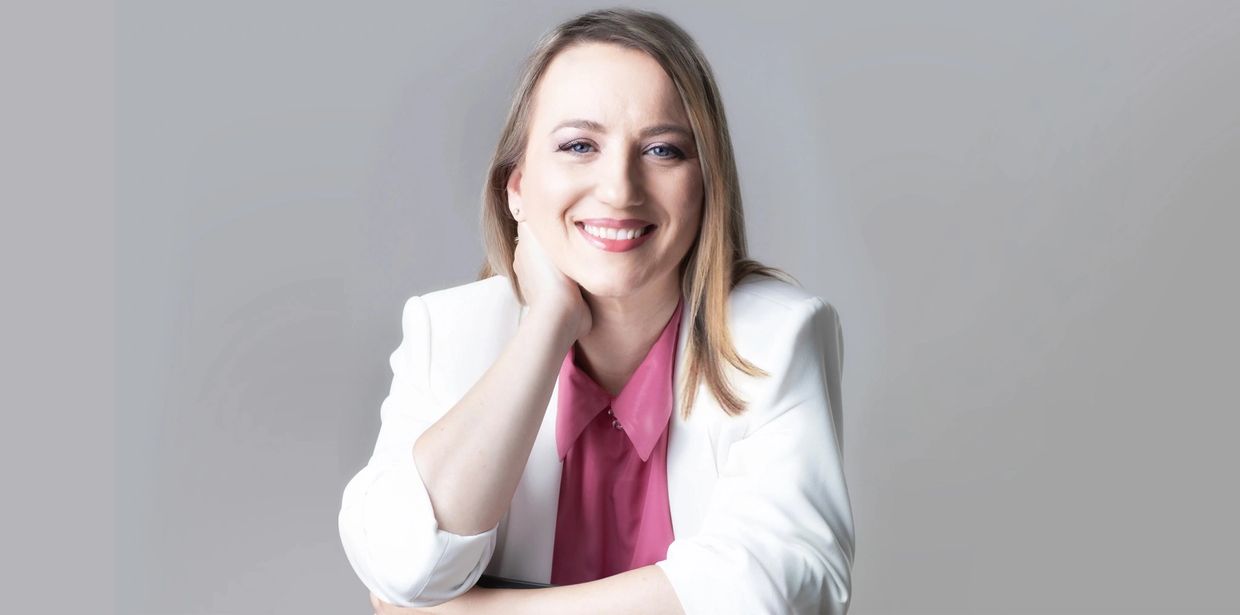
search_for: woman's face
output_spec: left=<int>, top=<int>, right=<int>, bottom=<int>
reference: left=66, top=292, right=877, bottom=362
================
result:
left=507, top=42, right=704, bottom=300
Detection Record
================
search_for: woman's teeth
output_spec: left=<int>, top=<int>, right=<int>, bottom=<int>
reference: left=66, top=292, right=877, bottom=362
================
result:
left=582, top=224, right=650, bottom=240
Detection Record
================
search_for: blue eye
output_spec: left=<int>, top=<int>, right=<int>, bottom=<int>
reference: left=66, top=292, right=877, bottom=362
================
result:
left=647, top=144, right=685, bottom=159
left=559, top=141, right=595, bottom=155
left=557, top=140, right=685, bottom=160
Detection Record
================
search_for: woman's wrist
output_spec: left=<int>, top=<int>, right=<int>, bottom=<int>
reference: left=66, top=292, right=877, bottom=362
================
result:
left=521, top=305, right=580, bottom=348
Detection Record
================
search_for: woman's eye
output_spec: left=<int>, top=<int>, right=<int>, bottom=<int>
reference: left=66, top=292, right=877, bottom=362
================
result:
left=557, top=141, right=685, bottom=160
left=565, top=141, right=597, bottom=154
left=559, top=141, right=596, bottom=155
left=646, top=144, right=685, bottom=159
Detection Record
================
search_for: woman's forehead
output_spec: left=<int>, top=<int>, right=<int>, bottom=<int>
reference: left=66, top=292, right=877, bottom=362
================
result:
left=532, top=43, right=687, bottom=130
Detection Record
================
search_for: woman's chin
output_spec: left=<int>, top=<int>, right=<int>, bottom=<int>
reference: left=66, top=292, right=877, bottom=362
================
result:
left=576, top=276, right=645, bottom=299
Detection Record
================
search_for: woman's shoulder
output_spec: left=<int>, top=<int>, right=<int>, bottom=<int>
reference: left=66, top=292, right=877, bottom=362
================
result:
left=400, top=274, right=521, bottom=351
left=411, top=274, right=521, bottom=327
left=417, top=274, right=516, bottom=309
left=402, top=275, right=521, bottom=401
left=729, top=272, right=838, bottom=324
left=726, top=272, right=842, bottom=384
left=725, top=273, right=845, bottom=433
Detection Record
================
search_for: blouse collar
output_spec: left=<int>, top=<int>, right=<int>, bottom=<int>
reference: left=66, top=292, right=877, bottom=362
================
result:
left=555, top=295, right=684, bottom=462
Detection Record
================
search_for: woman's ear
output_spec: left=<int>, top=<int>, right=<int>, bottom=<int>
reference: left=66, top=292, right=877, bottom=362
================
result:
left=506, top=167, right=525, bottom=221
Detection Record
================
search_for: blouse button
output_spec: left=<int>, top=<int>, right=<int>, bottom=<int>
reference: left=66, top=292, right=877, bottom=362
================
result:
left=605, top=406, right=622, bottom=430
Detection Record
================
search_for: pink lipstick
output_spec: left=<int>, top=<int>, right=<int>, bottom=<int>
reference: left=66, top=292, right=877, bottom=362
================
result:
left=575, top=220, right=657, bottom=253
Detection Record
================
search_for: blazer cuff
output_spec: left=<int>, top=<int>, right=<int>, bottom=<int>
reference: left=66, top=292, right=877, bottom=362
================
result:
left=655, top=553, right=710, bottom=614
left=339, top=451, right=498, bottom=607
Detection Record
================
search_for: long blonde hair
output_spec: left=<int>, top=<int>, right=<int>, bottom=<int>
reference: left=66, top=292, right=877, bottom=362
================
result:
left=477, top=7, right=798, bottom=419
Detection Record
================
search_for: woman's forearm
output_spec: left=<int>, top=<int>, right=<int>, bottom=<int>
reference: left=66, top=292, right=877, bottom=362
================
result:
left=372, top=565, right=685, bottom=615
left=412, top=309, right=574, bottom=535
left=503, top=565, right=685, bottom=615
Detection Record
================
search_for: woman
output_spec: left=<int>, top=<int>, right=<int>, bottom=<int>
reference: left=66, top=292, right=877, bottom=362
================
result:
left=339, top=8, right=854, bottom=614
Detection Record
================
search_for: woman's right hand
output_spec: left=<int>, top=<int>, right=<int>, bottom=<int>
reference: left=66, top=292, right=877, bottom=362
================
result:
left=512, top=219, right=593, bottom=341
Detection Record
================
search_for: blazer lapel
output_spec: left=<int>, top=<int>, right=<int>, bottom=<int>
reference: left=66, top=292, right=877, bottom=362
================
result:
left=664, top=297, right=720, bottom=542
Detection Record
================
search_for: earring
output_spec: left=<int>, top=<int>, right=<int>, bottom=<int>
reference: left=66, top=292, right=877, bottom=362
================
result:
left=513, top=207, right=521, bottom=217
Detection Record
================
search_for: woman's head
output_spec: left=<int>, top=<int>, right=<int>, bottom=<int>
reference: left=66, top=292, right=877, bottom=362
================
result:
left=479, top=7, right=796, bottom=417
left=480, top=7, right=743, bottom=303
left=505, top=41, right=703, bottom=300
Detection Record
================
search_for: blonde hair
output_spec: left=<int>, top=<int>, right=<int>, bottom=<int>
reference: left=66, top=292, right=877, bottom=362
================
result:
left=477, top=7, right=799, bottom=419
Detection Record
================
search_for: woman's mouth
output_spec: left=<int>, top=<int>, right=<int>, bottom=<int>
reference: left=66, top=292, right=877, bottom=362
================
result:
left=575, top=222, right=657, bottom=253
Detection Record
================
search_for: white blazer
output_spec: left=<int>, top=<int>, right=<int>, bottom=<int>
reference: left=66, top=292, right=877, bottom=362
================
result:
left=338, top=273, right=855, bottom=614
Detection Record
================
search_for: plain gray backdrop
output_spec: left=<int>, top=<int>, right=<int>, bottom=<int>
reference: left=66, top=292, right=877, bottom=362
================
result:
left=16, top=0, right=1232, bottom=613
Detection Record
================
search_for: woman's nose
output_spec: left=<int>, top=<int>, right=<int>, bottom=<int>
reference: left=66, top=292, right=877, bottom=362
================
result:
left=594, top=150, right=644, bottom=208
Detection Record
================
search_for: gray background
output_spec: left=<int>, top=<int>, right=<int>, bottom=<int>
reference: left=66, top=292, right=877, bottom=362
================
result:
left=17, top=0, right=1236, bottom=613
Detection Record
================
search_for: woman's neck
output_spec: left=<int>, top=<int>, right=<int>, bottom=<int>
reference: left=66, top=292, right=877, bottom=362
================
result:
left=574, top=272, right=682, bottom=397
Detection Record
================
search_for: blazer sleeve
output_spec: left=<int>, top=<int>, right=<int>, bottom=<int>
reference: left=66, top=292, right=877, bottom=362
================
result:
left=655, top=297, right=855, bottom=615
left=337, top=295, right=499, bottom=607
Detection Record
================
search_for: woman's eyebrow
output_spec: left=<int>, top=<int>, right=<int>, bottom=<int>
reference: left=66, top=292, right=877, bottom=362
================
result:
left=549, top=118, right=692, bottom=140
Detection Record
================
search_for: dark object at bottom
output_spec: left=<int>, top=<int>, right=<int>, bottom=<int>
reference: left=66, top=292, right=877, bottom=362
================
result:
left=476, top=574, right=554, bottom=589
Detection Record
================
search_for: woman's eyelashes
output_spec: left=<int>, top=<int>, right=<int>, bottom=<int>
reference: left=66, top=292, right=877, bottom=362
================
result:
left=557, top=139, right=685, bottom=160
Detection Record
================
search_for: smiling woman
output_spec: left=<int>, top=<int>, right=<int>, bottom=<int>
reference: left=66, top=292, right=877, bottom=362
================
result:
left=340, top=7, right=855, bottom=615
left=502, top=39, right=705, bottom=310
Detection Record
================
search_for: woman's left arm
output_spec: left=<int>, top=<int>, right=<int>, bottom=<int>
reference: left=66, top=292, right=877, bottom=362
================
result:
left=371, top=565, right=684, bottom=615
left=653, top=297, right=854, bottom=615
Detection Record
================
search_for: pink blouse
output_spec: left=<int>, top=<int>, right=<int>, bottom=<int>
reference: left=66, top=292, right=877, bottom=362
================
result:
left=550, top=295, right=685, bottom=585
